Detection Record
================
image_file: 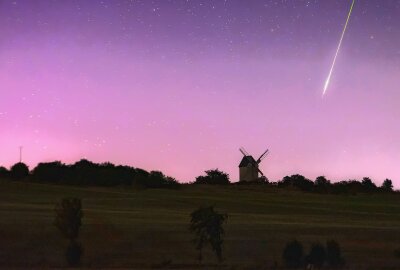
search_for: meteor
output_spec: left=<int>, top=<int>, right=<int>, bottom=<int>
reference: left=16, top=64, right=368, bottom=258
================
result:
left=323, top=0, right=355, bottom=95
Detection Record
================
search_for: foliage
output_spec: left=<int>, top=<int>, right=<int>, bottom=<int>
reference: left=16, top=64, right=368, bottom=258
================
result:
left=361, top=177, right=377, bottom=192
left=326, top=240, right=345, bottom=268
left=305, top=243, right=326, bottom=268
left=278, top=174, right=314, bottom=192
left=27, top=159, right=180, bottom=188
left=10, top=162, right=29, bottom=180
left=194, top=169, right=230, bottom=185
left=189, top=206, right=228, bottom=262
left=66, top=240, right=83, bottom=267
left=394, top=248, right=400, bottom=259
left=282, top=239, right=303, bottom=268
left=0, top=166, right=9, bottom=178
left=381, top=179, right=393, bottom=192
left=54, top=198, right=83, bottom=240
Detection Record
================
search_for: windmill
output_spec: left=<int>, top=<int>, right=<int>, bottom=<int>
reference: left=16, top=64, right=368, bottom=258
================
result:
left=238, top=147, right=269, bottom=182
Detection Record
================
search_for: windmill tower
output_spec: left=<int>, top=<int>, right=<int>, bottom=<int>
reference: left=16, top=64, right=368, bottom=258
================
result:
left=238, top=147, right=269, bottom=182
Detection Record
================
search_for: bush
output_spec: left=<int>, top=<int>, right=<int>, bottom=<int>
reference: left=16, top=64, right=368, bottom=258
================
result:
left=282, top=239, right=303, bottom=268
left=66, top=240, right=83, bottom=267
left=326, top=240, right=345, bottom=267
left=305, top=243, right=326, bottom=268
left=279, top=175, right=314, bottom=192
left=10, top=162, right=29, bottom=180
left=190, top=206, right=228, bottom=262
left=194, top=169, right=230, bottom=185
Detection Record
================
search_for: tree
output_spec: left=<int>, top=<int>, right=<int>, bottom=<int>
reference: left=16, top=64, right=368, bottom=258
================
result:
left=361, top=177, right=377, bottom=192
left=314, top=176, right=331, bottom=193
left=381, top=179, right=393, bottom=192
left=54, top=198, right=83, bottom=267
left=0, top=166, right=9, bottom=178
left=326, top=240, right=345, bottom=268
left=279, top=174, right=314, bottom=192
left=282, top=239, right=303, bottom=268
left=194, top=169, right=230, bottom=185
left=10, top=162, right=29, bottom=180
left=305, top=243, right=326, bottom=269
left=189, top=206, right=228, bottom=263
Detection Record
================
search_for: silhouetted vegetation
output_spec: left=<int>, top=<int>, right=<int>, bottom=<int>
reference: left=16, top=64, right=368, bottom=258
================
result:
left=382, top=178, right=393, bottom=192
left=305, top=243, right=326, bottom=269
left=10, top=162, right=29, bottom=180
left=4, top=159, right=180, bottom=189
left=194, top=169, right=230, bottom=185
left=278, top=174, right=314, bottom=192
left=54, top=198, right=83, bottom=267
left=282, top=239, right=303, bottom=268
left=189, top=206, right=228, bottom=263
left=0, top=166, right=9, bottom=178
left=326, top=240, right=345, bottom=268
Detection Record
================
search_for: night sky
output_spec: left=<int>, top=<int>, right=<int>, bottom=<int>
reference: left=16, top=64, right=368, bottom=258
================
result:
left=1, top=0, right=399, bottom=185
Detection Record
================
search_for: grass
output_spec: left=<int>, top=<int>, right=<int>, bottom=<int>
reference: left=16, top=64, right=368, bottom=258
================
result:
left=0, top=179, right=399, bottom=269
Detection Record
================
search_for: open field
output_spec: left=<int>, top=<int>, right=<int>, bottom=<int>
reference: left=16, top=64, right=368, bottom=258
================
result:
left=0, top=179, right=399, bottom=269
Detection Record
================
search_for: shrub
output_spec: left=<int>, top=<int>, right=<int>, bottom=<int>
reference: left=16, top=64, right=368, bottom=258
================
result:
left=282, top=239, right=303, bottom=268
left=190, top=206, right=228, bottom=262
left=10, top=162, right=29, bottom=180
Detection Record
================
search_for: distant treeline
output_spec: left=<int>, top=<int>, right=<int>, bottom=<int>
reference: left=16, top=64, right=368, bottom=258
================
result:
left=0, top=160, right=179, bottom=189
left=0, top=161, right=396, bottom=194
left=194, top=169, right=396, bottom=194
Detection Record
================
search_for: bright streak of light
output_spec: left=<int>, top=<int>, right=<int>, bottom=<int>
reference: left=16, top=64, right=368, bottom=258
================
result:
left=323, top=0, right=355, bottom=96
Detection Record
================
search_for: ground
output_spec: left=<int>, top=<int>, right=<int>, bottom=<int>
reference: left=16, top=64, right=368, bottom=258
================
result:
left=0, top=179, right=399, bottom=269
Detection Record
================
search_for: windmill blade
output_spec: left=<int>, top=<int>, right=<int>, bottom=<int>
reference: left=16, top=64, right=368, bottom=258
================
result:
left=257, top=167, right=264, bottom=176
left=257, top=149, right=269, bottom=163
left=239, top=147, right=249, bottom=156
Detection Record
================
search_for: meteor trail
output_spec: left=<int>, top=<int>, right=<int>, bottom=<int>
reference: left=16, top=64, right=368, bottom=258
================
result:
left=323, top=0, right=355, bottom=95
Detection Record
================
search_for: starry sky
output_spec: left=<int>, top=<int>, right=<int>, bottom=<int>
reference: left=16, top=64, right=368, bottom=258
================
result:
left=1, top=0, right=399, bottom=185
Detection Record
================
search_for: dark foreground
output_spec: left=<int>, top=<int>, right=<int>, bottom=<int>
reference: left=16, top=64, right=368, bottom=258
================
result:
left=0, top=179, right=399, bottom=269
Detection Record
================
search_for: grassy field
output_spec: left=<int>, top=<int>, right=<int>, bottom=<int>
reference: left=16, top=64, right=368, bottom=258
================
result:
left=0, top=179, right=399, bottom=269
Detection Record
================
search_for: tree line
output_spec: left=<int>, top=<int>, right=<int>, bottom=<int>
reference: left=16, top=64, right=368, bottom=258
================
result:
left=194, top=169, right=395, bottom=194
left=0, top=161, right=396, bottom=193
left=0, top=160, right=179, bottom=189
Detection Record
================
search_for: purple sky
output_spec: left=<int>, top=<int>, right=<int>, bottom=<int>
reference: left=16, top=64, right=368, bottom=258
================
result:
left=1, top=0, right=399, bottom=185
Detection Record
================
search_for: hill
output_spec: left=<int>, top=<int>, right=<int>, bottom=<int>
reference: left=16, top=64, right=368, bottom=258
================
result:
left=0, top=179, right=399, bottom=269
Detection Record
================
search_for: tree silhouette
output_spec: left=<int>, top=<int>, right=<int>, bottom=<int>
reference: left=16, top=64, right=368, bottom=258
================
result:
left=10, top=162, right=29, bottom=180
left=326, top=240, right=345, bottom=268
left=305, top=243, right=326, bottom=269
left=282, top=239, right=303, bottom=268
left=189, top=206, right=228, bottom=263
left=54, top=198, right=83, bottom=267
left=362, top=177, right=377, bottom=192
left=195, top=169, right=230, bottom=185
left=0, top=166, right=9, bottom=178
left=381, top=179, right=393, bottom=192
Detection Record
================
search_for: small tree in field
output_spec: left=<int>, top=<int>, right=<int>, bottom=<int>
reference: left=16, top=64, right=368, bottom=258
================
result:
left=326, top=240, right=345, bottom=268
left=54, top=198, right=83, bottom=267
left=282, top=239, right=303, bottom=268
left=305, top=243, right=326, bottom=268
left=189, top=206, right=228, bottom=263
